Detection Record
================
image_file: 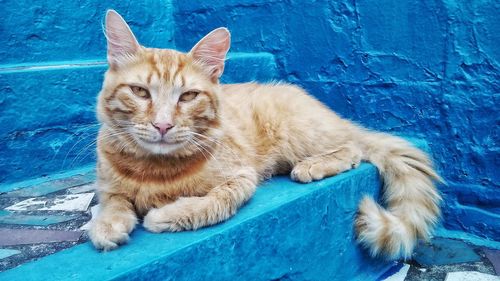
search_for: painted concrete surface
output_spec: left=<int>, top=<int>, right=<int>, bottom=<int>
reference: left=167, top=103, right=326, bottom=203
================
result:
left=414, top=238, right=481, bottom=266
left=381, top=264, right=410, bottom=281
left=67, top=183, right=96, bottom=194
left=79, top=204, right=100, bottom=231
left=445, top=271, right=499, bottom=281
left=0, top=1, right=175, bottom=64
left=0, top=229, right=82, bottom=246
left=0, top=249, right=20, bottom=260
left=0, top=212, right=79, bottom=226
left=484, top=249, right=500, bottom=275
left=0, top=165, right=96, bottom=194
left=6, top=193, right=94, bottom=212
left=0, top=164, right=390, bottom=280
left=4, top=172, right=95, bottom=197
left=380, top=237, right=500, bottom=281
left=435, top=228, right=500, bottom=250
left=0, top=172, right=97, bottom=271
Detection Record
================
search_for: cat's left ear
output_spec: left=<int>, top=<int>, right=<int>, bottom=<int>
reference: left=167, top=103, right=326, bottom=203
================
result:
left=189, top=28, right=231, bottom=82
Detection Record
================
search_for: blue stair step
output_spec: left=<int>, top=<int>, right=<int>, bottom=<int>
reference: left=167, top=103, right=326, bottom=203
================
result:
left=0, top=163, right=390, bottom=281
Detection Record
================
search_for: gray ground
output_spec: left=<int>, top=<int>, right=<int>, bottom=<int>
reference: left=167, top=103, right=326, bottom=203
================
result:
left=405, top=251, right=497, bottom=281
left=0, top=187, right=96, bottom=272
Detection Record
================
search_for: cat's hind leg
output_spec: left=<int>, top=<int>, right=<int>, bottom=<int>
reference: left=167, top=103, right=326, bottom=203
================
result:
left=291, top=142, right=363, bottom=183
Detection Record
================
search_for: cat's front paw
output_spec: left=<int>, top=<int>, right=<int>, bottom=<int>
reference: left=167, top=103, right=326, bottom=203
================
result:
left=143, top=207, right=184, bottom=233
left=143, top=197, right=209, bottom=233
left=88, top=220, right=130, bottom=251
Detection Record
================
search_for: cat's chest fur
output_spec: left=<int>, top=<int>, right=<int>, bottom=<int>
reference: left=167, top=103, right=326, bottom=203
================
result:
left=98, top=148, right=223, bottom=216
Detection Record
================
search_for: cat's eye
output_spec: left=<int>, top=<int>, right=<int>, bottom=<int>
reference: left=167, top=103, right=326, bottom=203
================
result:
left=130, top=85, right=150, bottom=98
left=179, top=90, right=200, bottom=102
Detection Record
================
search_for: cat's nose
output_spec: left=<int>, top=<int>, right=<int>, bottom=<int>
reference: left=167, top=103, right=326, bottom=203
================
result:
left=152, top=122, right=174, bottom=136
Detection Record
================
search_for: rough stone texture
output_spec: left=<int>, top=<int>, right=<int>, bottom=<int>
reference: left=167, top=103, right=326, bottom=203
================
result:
left=483, top=249, right=500, bottom=275
left=0, top=1, right=175, bottom=64
left=413, top=238, right=481, bottom=266
left=0, top=249, right=20, bottom=260
left=0, top=0, right=498, bottom=245
left=0, top=212, right=79, bottom=226
left=0, top=228, right=82, bottom=246
left=377, top=238, right=500, bottom=280
left=0, top=164, right=390, bottom=280
left=0, top=171, right=98, bottom=272
left=0, top=65, right=104, bottom=184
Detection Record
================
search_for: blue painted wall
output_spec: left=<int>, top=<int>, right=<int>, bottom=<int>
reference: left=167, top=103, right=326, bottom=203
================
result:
left=0, top=0, right=498, bottom=240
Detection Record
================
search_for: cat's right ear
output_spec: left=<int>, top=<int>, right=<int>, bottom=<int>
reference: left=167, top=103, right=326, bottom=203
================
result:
left=189, top=28, right=231, bottom=82
left=105, top=10, right=140, bottom=68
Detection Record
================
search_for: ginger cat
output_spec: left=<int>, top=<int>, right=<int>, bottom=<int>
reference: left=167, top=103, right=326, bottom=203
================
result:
left=88, top=10, right=441, bottom=259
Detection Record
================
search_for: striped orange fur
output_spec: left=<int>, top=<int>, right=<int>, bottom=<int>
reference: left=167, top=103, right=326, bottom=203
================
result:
left=89, top=10, right=441, bottom=259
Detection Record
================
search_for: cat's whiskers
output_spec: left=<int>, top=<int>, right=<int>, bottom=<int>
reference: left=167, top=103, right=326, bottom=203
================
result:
left=186, top=139, right=211, bottom=163
left=190, top=132, right=246, bottom=162
left=69, top=130, right=132, bottom=168
left=187, top=138, right=234, bottom=185
left=190, top=134, right=247, bottom=191
left=59, top=123, right=101, bottom=168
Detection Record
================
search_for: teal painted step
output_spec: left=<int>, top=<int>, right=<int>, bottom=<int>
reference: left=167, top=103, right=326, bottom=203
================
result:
left=0, top=164, right=390, bottom=281
left=0, top=211, right=80, bottom=226
left=0, top=52, right=277, bottom=136
left=0, top=52, right=278, bottom=185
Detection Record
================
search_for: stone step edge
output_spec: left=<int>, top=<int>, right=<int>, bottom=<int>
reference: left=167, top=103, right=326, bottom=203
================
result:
left=0, top=52, right=276, bottom=74
left=0, top=163, right=390, bottom=281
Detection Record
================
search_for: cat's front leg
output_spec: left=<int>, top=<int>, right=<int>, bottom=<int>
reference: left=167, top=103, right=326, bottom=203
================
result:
left=143, top=167, right=257, bottom=233
left=88, top=192, right=137, bottom=251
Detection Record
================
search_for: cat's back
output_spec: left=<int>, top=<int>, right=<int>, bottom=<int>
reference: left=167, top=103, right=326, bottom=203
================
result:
left=220, top=82, right=335, bottom=122
left=221, top=82, right=310, bottom=103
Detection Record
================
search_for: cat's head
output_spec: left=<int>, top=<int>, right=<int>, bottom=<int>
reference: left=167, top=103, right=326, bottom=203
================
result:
left=97, top=10, right=230, bottom=156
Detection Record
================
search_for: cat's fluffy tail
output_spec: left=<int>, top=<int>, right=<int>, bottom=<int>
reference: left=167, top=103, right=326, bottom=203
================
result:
left=355, top=131, right=442, bottom=260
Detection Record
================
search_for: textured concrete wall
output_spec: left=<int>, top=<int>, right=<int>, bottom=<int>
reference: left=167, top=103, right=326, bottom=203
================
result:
left=173, top=0, right=499, bottom=240
left=0, top=0, right=175, bottom=64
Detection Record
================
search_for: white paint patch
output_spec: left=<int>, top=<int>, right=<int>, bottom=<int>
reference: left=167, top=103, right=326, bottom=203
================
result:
left=0, top=249, right=21, bottom=260
left=6, top=193, right=94, bottom=212
left=80, top=204, right=100, bottom=231
left=90, top=204, right=100, bottom=216
left=67, top=183, right=96, bottom=194
left=383, top=264, right=410, bottom=281
left=79, top=222, right=91, bottom=231
left=445, top=271, right=500, bottom=281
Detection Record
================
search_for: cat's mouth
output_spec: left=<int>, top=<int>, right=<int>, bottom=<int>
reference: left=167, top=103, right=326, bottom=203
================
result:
left=135, top=136, right=188, bottom=155
left=140, top=138, right=183, bottom=146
